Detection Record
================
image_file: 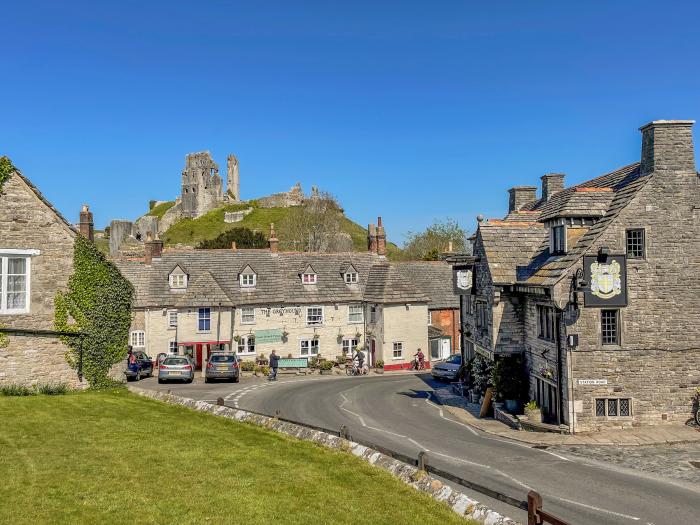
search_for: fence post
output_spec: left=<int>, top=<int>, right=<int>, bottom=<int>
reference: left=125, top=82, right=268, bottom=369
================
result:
left=217, top=397, right=225, bottom=406
left=527, top=490, right=542, bottom=525
left=340, top=425, right=349, bottom=440
left=418, top=451, right=428, bottom=472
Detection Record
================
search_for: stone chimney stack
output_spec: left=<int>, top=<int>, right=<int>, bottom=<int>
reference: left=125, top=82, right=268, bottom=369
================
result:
left=541, top=173, right=565, bottom=201
left=269, top=223, right=279, bottom=254
left=368, top=223, right=377, bottom=253
left=376, top=216, right=387, bottom=257
left=79, top=204, right=94, bottom=242
left=507, top=186, right=538, bottom=212
left=640, top=120, right=696, bottom=174
left=144, top=231, right=163, bottom=265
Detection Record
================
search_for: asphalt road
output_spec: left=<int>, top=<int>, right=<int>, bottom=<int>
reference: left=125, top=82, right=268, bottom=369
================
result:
left=139, top=373, right=699, bottom=524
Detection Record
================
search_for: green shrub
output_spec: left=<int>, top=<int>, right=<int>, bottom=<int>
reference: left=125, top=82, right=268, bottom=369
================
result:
left=491, top=355, right=529, bottom=402
left=0, top=384, right=35, bottom=396
left=196, top=227, right=268, bottom=250
left=36, top=383, right=69, bottom=395
left=308, top=356, right=319, bottom=369
left=240, top=360, right=255, bottom=372
left=472, top=355, right=493, bottom=395
left=525, top=400, right=539, bottom=411
left=319, top=360, right=333, bottom=371
left=260, top=366, right=271, bottom=376
left=375, top=359, right=384, bottom=369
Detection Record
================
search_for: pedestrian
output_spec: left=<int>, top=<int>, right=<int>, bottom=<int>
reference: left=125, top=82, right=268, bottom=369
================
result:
left=269, top=349, right=279, bottom=381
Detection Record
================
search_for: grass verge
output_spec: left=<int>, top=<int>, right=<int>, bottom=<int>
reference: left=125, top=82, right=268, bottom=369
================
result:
left=0, top=389, right=474, bottom=525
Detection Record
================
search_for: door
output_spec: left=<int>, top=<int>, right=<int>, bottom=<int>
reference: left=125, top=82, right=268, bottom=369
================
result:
left=440, top=338, right=451, bottom=359
left=195, top=344, right=203, bottom=370
left=370, top=339, right=376, bottom=367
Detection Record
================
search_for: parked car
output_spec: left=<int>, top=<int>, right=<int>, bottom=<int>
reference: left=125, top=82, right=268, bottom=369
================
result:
left=430, top=354, right=462, bottom=381
left=205, top=353, right=240, bottom=383
left=158, top=356, right=194, bottom=384
left=125, top=351, right=154, bottom=381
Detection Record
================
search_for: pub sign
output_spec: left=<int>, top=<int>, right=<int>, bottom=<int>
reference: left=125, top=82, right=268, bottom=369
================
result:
left=582, top=254, right=627, bottom=307
left=453, top=264, right=475, bottom=295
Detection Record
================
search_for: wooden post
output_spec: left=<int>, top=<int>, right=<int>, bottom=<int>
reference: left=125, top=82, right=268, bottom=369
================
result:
left=417, top=451, right=428, bottom=472
left=528, top=490, right=542, bottom=525
left=480, top=387, right=494, bottom=418
left=217, top=397, right=225, bottom=406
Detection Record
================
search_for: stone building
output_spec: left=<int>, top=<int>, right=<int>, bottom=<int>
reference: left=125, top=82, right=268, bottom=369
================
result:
left=115, top=221, right=457, bottom=371
left=0, top=167, right=83, bottom=387
left=459, top=120, right=700, bottom=432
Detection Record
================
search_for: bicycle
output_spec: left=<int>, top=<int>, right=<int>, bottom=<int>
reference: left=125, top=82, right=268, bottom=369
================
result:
left=346, top=364, right=368, bottom=376
left=409, top=358, right=425, bottom=371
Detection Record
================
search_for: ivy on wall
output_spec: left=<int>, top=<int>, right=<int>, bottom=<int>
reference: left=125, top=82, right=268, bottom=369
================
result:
left=55, top=235, right=134, bottom=387
left=0, top=156, right=16, bottom=194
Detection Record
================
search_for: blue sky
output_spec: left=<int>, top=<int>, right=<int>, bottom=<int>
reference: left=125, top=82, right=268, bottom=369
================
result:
left=2, top=1, right=699, bottom=240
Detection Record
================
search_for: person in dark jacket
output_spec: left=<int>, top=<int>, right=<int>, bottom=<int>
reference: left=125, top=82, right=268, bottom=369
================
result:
left=269, top=350, right=280, bottom=381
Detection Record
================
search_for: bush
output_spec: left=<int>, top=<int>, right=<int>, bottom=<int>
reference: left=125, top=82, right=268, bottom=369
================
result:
left=472, top=355, right=493, bottom=395
left=260, top=366, right=271, bottom=376
left=36, top=383, right=69, bottom=396
left=240, top=361, right=255, bottom=372
left=0, top=384, right=35, bottom=396
left=196, top=227, right=268, bottom=250
left=319, top=360, right=333, bottom=371
left=308, top=356, right=319, bottom=369
left=492, top=355, right=529, bottom=402
left=375, top=359, right=384, bottom=369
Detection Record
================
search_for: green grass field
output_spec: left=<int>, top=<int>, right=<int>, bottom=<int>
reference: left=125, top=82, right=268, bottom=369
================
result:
left=0, top=389, right=472, bottom=525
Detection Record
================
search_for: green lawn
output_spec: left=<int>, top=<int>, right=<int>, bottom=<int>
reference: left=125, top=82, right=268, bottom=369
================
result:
left=0, top=389, right=472, bottom=525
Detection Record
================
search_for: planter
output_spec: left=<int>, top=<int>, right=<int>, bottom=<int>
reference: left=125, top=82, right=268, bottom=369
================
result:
left=524, top=407, right=542, bottom=423
left=373, top=368, right=384, bottom=375
left=504, top=399, right=518, bottom=414
left=320, top=370, right=332, bottom=375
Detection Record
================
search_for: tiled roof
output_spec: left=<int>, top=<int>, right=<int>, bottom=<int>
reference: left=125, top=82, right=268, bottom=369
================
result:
left=115, top=251, right=444, bottom=308
left=538, top=188, right=615, bottom=221
left=13, top=171, right=78, bottom=234
left=395, top=261, right=460, bottom=310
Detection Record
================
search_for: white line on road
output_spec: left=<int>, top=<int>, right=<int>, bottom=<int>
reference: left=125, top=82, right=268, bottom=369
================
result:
left=549, top=495, right=641, bottom=521
left=407, top=438, right=430, bottom=451
left=424, top=396, right=479, bottom=436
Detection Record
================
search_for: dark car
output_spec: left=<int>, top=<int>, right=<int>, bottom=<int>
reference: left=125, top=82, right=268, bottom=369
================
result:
left=125, top=351, right=154, bottom=381
left=205, top=353, right=240, bottom=383
left=430, top=354, right=462, bottom=381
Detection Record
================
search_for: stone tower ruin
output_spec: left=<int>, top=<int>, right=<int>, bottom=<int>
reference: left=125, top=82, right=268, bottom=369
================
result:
left=180, top=151, right=223, bottom=218
left=227, top=154, right=240, bottom=202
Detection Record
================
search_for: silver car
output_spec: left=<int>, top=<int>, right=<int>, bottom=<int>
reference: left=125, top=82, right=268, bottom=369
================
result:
left=431, top=354, right=462, bottom=381
left=205, top=353, right=240, bottom=383
left=158, top=356, right=194, bottom=384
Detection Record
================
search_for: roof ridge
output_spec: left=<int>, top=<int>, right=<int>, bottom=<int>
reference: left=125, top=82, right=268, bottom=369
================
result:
left=12, top=170, right=78, bottom=235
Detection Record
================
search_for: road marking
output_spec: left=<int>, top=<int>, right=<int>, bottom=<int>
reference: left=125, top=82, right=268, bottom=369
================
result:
left=430, top=450, right=492, bottom=470
left=548, top=495, right=641, bottom=521
left=407, top=438, right=430, bottom=451
left=424, top=395, right=479, bottom=436
left=365, top=425, right=406, bottom=438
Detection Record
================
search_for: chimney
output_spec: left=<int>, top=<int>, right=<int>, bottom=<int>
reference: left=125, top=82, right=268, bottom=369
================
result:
left=231, top=241, right=237, bottom=251
left=269, top=223, right=279, bottom=254
left=79, top=204, right=94, bottom=242
left=640, top=120, right=696, bottom=174
left=367, top=223, right=377, bottom=253
left=144, top=231, right=163, bottom=265
left=376, top=216, right=387, bottom=257
left=541, top=173, right=565, bottom=201
left=507, top=186, right=538, bottom=212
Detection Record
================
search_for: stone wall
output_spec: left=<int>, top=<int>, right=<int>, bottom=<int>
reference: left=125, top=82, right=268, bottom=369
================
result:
left=256, top=183, right=305, bottom=208
left=0, top=173, right=82, bottom=387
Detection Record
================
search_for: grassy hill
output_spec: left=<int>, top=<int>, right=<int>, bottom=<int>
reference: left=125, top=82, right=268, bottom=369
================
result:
left=157, top=201, right=400, bottom=256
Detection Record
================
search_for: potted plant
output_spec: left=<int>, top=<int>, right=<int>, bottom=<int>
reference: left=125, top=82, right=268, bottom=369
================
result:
left=539, top=366, right=555, bottom=380
left=319, top=360, right=333, bottom=375
left=233, top=334, right=241, bottom=343
left=281, top=330, right=289, bottom=343
left=354, top=331, right=362, bottom=340
left=492, top=355, right=528, bottom=414
left=312, top=333, right=320, bottom=341
left=524, top=400, right=542, bottom=422
left=335, top=355, right=347, bottom=368
left=256, top=352, right=268, bottom=366
left=240, top=360, right=255, bottom=376
left=374, top=359, right=384, bottom=374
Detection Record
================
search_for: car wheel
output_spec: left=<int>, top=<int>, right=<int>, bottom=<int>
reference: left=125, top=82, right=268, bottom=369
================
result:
left=204, top=377, right=210, bottom=384
left=157, top=378, right=164, bottom=384
left=233, top=376, right=240, bottom=383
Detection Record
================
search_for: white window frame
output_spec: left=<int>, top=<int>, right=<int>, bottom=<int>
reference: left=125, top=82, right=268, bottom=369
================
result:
left=342, top=338, right=359, bottom=354
left=300, top=338, right=319, bottom=357
left=344, top=272, right=358, bottom=284
left=169, top=273, right=187, bottom=289
left=369, top=305, right=377, bottom=323
left=302, top=273, right=317, bottom=285
left=392, top=341, right=403, bottom=359
left=306, top=306, right=324, bottom=326
left=130, top=330, right=145, bottom=348
left=348, top=304, right=364, bottom=324
left=237, top=335, right=256, bottom=354
left=240, top=273, right=256, bottom=287
left=167, top=310, right=178, bottom=329
left=198, top=307, right=211, bottom=332
left=0, top=253, right=33, bottom=314
left=241, top=307, right=255, bottom=324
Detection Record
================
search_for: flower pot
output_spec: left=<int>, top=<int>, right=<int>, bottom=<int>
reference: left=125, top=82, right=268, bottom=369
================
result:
left=524, top=407, right=542, bottom=422
left=374, top=369, right=384, bottom=375
left=320, top=369, right=332, bottom=375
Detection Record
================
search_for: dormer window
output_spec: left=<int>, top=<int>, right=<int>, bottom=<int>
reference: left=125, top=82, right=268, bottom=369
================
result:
left=240, top=274, right=256, bottom=287
left=169, top=266, right=188, bottom=289
left=551, top=225, right=566, bottom=254
left=302, top=272, right=317, bottom=285
left=344, top=272, right=358, bottom=284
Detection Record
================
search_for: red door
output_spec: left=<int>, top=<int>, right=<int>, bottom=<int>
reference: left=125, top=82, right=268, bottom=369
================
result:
left=195, top=344, right=203, bottom=370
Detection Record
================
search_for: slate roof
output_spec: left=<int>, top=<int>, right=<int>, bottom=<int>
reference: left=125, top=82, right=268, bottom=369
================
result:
left=115, top=251, right=450, bottom=308
left=13, top=171, right=78, bottom=234
left=475, top=162, right=651, bottom=288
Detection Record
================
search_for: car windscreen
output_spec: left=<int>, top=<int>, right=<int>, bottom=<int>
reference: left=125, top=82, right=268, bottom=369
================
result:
left=448, top=355, right=462, bottom=364
left=163, top=358, right=189, bottom=366
left=210, top=355, right=235, bottom=363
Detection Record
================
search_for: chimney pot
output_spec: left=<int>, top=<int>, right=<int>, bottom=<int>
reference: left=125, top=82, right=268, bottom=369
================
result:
left=78, top=204, right=94, bottom=242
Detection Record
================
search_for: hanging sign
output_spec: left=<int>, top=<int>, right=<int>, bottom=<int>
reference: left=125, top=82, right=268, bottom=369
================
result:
left=254, top=329, right=283, bottom=344
left=582, top=254, right=627, bottom=307
left=453, top=264, right=475, bottom=295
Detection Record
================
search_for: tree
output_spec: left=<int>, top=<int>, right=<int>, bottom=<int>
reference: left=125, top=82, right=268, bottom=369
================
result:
left=280, top=191, right=350, bottom=252
left=197, top=227, right=268, bottom=250
left=401, top=218, right=471, bottom=260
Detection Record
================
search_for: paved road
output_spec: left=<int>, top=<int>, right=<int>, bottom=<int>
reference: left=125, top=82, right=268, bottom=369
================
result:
left=139, top=373, right=699, bottom=524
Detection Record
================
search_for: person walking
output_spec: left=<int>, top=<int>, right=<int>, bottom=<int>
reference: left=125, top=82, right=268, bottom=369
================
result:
left=269, top=349, right=279, bottom=381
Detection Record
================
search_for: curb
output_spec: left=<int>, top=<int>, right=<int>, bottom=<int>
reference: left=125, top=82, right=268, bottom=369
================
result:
left=129, top=385, right=518, bottom=525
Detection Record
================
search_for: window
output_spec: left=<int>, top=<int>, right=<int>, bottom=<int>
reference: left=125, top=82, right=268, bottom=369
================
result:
left=537, top=305, right=557, bottom=342
left=552, top=225, right=566, bottom=254
left=306, top=306, right=323, bottom=325
left=601, top=309, right=619, bottom=345
left=169, top=273, right=187, bottom=289
left=0, top=256, right=30, bottom=314
left=369, top=305, right=377, bottom=323
left=169, top=341, right=178, bottom=353
left=168, top=310, right=178, bottom=328
left=300, top=339, right=319, bottom=356
left=348, top=304, right=363, bottom=324
left=342, top=338, right=359, bottom=354
left=465, top=296, right=474, bottom=315
left=302, top=273, right=317, bottom=284
left=595, top=398, right=631, bottom=417
left=241, top=307, right=255, bottom=324
left=475, top=302, right=488, bottom=330
left=237, top=335, right=255, bottom=354
left=428, top=310, right=432, bottom=326
left=198, top=308, right=211, bottom=332
left=130, top=331, right=145, bottom=348
left=392, top=342, right=403, bottom=359
left=626, top=229, right=645, bottom=259
left=344, top=272, right=358, bottom=284
left=240, top=273, right=256, bottom=287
